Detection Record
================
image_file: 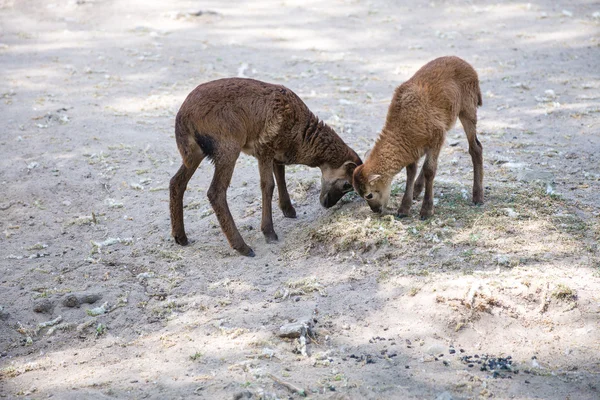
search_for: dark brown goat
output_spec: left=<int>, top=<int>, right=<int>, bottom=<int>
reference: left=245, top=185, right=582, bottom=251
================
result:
left=353, top=56, right=483, bottom=218
left=170, top=78, right=362, bottom=256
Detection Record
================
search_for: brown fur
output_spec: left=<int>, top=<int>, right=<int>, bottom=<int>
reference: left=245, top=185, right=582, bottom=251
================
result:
left=170, top=78, right=362, bottom=256
left=353, top=56, right=483, bottom=219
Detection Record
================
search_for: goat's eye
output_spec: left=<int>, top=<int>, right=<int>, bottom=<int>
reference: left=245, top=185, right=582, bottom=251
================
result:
left=343, top=182, right=352, bottom=190
left=366, top=193, right=373, bottom=200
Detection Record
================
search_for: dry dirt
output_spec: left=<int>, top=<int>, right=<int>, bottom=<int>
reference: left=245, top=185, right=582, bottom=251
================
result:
left=1, top=0, right=599, bottom=399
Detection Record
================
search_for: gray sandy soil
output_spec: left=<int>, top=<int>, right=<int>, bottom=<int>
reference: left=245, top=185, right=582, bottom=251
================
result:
left=1, top=0, right=599, bottom=399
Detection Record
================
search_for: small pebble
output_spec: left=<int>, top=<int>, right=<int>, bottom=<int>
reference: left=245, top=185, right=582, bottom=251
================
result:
left=62, top=294, right=80, bottom=308
left=33, top=299, right=54, bottom=314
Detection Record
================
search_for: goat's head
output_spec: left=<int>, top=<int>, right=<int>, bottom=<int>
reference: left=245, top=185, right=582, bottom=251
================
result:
left=319, top=153, right=362, bottom=208
left=352, top=164, right=392, bottom=213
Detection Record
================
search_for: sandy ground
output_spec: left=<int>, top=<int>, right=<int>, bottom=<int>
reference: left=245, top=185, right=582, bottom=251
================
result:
left=1, top=0, right=600, bottom=399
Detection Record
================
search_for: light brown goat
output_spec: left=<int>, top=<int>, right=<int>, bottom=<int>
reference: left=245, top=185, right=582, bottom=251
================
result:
left=353, top=56, right=483, bottom=218
left=170, top=78, right=362, bottom=256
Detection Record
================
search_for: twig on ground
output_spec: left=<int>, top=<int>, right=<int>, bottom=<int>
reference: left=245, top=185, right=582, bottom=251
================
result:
left=267, top=373, right=306, bottom=397
left=537, top=282, right=550, bottom=314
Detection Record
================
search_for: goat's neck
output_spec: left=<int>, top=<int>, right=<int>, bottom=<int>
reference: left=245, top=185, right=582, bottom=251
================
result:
left=367, top=128, right=414, bottom=176
left=297, top=117, right=349, bottom=168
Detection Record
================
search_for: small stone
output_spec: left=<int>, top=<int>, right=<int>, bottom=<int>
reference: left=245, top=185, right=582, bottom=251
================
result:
left=62, top=293, right=102, bottom=308
left=79, top=293, right=102, bottom=304
left=278, top=318, right=313, bottom=339
left=426, top=343, right=446, bottom=355
left=233, top=390, right=254, bottom=400
left=503, top=208, right=519, bottom=219
left=435, top=391, right=453, bottom=400
left=33, top=299, right=54, bottom=313
left=62, top=294, right=80, bottom=308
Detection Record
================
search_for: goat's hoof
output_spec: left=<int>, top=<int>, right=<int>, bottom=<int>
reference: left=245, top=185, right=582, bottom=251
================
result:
left=419, top=210, right=433, bottom=220
left=237, top=246, right=255, bottom=257
left=396, top=212, right=409, bottom=219
left=174, top=234, right=189, bottom=246
left=264, top=232, right=279, bottom=243
left=473, top=197, right=484, bottom=206
left=282, top=206, right=297, bottom=218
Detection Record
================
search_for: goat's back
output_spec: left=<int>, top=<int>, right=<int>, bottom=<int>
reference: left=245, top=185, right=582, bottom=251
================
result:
left=178, top=78, right=304, bottom=141
left=388, top=56, right=480, bottom=133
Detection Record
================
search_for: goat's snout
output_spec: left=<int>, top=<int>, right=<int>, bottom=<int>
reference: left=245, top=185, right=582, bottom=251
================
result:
left=320, top=194, right=334, bottom=208
left=369, top=203, right=383, bottom=214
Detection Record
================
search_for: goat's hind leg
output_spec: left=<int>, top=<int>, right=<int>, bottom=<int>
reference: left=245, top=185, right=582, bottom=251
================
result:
left=273, top=162, right=296, bottom=218
left=397, top=162, right=417, bottom=217
left=459, top=112, right=484, bottom=205
left=208, top=151, right=254, bottom=257
left=170, top=158, right=201, bottom=246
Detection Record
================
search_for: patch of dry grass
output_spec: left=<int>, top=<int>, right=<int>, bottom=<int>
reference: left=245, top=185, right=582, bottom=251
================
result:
left=552, top=284, right=577, bottom=301
left=275, top=276, right=327, bottom=298
left=285, top=182, right=598, bottom=273
left=307, top=212, right=404, bottom=254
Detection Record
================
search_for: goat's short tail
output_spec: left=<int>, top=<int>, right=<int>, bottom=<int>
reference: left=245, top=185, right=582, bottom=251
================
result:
left=175, top=113, right=214, bottom=168
left=175, top=114, right=198, bottom=168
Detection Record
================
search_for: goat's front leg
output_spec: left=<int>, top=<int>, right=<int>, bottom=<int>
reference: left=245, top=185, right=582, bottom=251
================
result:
left=258, top=158, right=278, bottom=243
left=273, top=162, right=296, bottom=218
left=420, top=148, right=441, bottom=220
left=413, top=166, right=425, bottom=200
left=398, top=162, right=417, bottom=217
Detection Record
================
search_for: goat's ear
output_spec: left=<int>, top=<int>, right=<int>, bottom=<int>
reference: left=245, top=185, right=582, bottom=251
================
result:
left=364, top=149, right=372, bottom=160
left=368, top=174, right=382, bottom=184
left=343, top=160, right=357, bottom=174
